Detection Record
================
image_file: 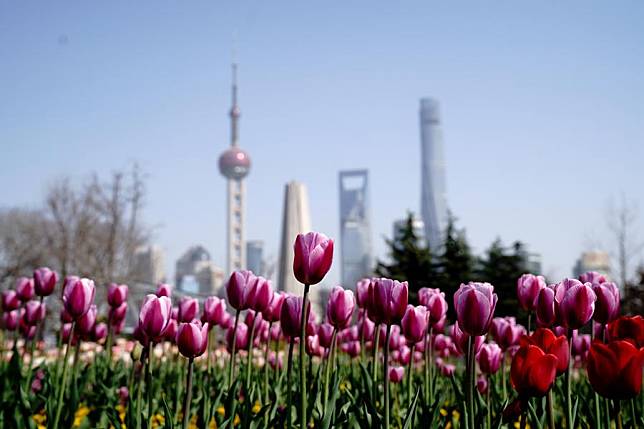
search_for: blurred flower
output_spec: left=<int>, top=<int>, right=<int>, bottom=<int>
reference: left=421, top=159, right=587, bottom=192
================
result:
left=178, top=297, right=199, bottom=323
left=3, top=309, right=20, bottom=331
left=226, top=322, right=249, bottom=352
left=418, top=287, right=448, bottom=327
left=262, top=291, right=285, bottom=323
left=23, top=300, right=46, bottom=326
left=203, top=296, right=227, bottom=327
left=63, top=278, right=96, bottom=320
left=107, top=284, right=128, bottom=307
left=317, top=323, right=334, bottom=349
left=1, top=290, right=20, bottom=311
left=33, top=267, right=58, bottom=297
left=156, top=283, right=172, bottom=297
left=326, top=286, right=355, bottom=330
left=293, top=232, right=334, bottom=286
left=579, top=271, right=607, bottom=286
left=355, top=278, right=371, bottom=309
left=16, top=277, right=35, bottom=302
left=450, top=322, right=483, bottom=355
left=77, top=305, right=97, bottom=335
left=477, top=375, right=488, bottom=394
left=93, top=322, right=108, bottom=342
left=306, top=335, right=324, bottom=357
left=388, top=366, right=404, bottom=383
left=490, top=317, right=525, bottom=350
left=571, top=330, right=591, bottom=361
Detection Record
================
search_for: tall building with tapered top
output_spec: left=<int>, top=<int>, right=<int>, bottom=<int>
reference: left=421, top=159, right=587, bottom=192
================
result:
left=420, top=98, right=448, bottom=253
left=219, top=64, right=251, bottom=275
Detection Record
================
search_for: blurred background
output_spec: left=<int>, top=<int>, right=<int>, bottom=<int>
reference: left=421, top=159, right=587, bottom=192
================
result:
left=1, top=1, right=643, bottom=314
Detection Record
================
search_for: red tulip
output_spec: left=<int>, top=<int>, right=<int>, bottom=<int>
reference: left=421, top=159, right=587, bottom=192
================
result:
left=516, top=274, right=546, bottom=311
left=107, top=283, right=128, bottom=307
left=178, top=297, right=199, bottom=323
left=477, top=342, right=503, bottom=374
left=592, top=282, right=620, bottom=324
left=554, top=278, right=596, bottom=329
left=177, top=321, right=209, bottom=358
left=203, top=296, right=227, bottom=326
left=401, top=305, right=428, bottom=344
left=293, top=232, right=334, bottom=285
left=1, top=290, right=20, bottom=311
left=63, top=278, right=96, bottom=320
left=368, top=278, right=408, bottom=325
left=453, top=282, right=497, bottom=336
left=326, top=286, right=355, bottom=330
left=418, top=287, right=448, bottom=327
left=521, top=328, right=569, bottom=375
left=138, top=294, right=172, bottom=341
left=33, top=267, right=58, bottom=297
left=608, top=315, right=644, bottom=347
left=587, top=340, right=644, bottom=400
left=510, top=344, right=558, bottom=398
left=15, top=277, right=35, bottom=302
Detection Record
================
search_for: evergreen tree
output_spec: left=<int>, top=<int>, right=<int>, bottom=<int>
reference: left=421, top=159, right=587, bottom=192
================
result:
left=375, top=212, right=435, bottom=303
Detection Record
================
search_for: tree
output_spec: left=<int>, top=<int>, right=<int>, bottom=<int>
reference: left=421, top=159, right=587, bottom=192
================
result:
left=375, top=212, right=435, bottom=303
left=606, top=195, right=644, bottom=288
left=622, top=265, right=644, bottom=315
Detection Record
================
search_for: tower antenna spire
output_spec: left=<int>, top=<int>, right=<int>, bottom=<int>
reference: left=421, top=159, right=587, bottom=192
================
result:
left=230, top=62, right=240, bottom=147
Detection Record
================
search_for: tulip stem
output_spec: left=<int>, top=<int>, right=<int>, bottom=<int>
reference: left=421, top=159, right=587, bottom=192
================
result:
left=286, top=339, right=295, bottom=429
left=227, top=310, right=240, bottom=388
left=466, top=335, right=476, bottom=429
left=372, top=325, right=380, bottom=404
left=565, top=330, right=572, bottom=429
left=630, top=399, right=637, bottom=429
left=263, top=321, right=273, bottom=406
left=383, top=324, right=392, bottom=429
left=106, top=313, right=113, bottom=365
left=246, top=313, right=258, bottom=389
left=51, top=321, right=75, bottom=429
left=501, top=354, right=507, bottom=400
left=147, top=343, right=154, bottom=429
left=182, top=357, right=194, bottom=429
left=23, top=296, right=44, bottom=392
left=428, top=327, right=434, bottom=403
left=486, top=382, right=491, bottom=429
left=323, top=329, right=337, bottom=408
left=299, top=283, right=310, bottom=429
left=546, top=389, right=555, bottom=429
left=207, top=329, right=213, bottom=376
left=614, top=400, right=623, bottom=429
left=136, top=359, right=143, bottom=429
left=407, top=343, right=415, bottom=409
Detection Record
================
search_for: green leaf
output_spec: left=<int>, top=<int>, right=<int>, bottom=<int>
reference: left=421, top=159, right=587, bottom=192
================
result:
left=401, top=388, right=420, bottom=429
left=162, top=395, right=174, bottom=429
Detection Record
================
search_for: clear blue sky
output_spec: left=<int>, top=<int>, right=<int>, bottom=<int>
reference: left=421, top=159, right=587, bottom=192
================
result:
left=2, top=1, right=643, bottom=285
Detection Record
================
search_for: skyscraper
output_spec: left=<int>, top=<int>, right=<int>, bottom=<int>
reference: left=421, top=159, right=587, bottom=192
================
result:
left=132, top=245, right=166, bottom=285
left=246, top=240, right=264, bottom=276
left=339, top=169, right=373, bottom=289
left=218, top=64, right=251, bottom=276
left=419, top=98, right=448, bottom=253
left=277, top=181, right=312, bottom=296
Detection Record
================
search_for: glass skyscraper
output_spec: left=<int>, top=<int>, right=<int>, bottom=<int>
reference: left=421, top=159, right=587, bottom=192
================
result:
left=419, top=98, right=448, bottom=253
left=339, top=169, right=373, bottom=289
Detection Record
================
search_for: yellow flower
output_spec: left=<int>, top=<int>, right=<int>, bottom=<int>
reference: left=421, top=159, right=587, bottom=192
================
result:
left=252, top=401, right=262, bottom=414
left=452, top=410, right=460, bottom=421
left=514, top=421, right=531, bottom=429
left=151, top=413, right=165, bottom=428
left=339, top=380, right=352, bottom=393
left=209, top=418, right=217, bottom=429
left=217, top=406, right=226, bottom=417
left=439, top=408, right=448, bottom=417
left=233, top=414, right=241, bottom=426
left=73, top=405, right=91, bottom=427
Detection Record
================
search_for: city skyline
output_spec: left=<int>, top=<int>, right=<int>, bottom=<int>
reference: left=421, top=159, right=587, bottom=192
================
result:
left=2, top=2, right=644, bottom=285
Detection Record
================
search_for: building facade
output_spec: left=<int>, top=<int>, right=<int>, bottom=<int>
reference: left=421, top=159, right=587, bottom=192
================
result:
left=246, top=240, right=264, bottom=276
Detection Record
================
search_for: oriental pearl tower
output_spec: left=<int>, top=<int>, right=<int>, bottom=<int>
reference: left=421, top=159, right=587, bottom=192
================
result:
left=219, top=63, right=251, bottom=275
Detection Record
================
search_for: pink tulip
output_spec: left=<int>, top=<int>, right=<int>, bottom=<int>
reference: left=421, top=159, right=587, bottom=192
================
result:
left=579, top=271, right=607, bottom=286
left=77, top=304, right=97, bottom=335
left=318, top=323, right=335, bottom=348
left=177, top=321, right=209, bottom=358
left=220, top=312, right=233, bottom=329
left=16, top=277, right=35, bottom=302
left=156, top=283, right=172, bottom=297
left=23, top=300, right=46, bottom=326
left=164, top=319, right=178, bottom=343
left=326, top=286, right=355, bottom=330
left=388, top=366, right=405, bottom=383
left=306, top=335, right=324, bottom=357
left=280, top=295, right=313, bottom=338
left=592, top=282, right=620, bottom=324
left=226, top=321, right=249, bottom=352
left=477, top=375, right=489, bottom=394
left=268, top=351, right=283, bottom=369
left=112, top=318, right=126, bottom=335
left=418, top=287, right=448, bottom=326
left=357, top=312, right=375, bottom=341
left=138, top=294, right=172, bottom=341
left=262, top=291, right=286, bottom=323
left=63, top=278, right=96, bottom=320
left=118, top=386, right=129, bottom=403
left=450, top=322, right=484, bottom=355
left=203, top=296, right=227, bottom=326
left=1, top=290, right=20, bottom=311
left=454, top=282, right=497, bottom=336
left=226, top=270, right=258, bottom=311
left=20, top=320, right=36, bottom=340
left=293, top=232, right=334, bottom=285
left=555, top=278, right=596, bottom=329
left=355, top=278, right=371, bottom=309
left=477, top=342, right=503, bottom=374
left=369, top=278, right=408, bottom=325
left=62, top=323, right=77, bottom=345
left=341, top=340, right=361, bottom=358
left=93, top=322, right=108, bottom=342
left=437, top=359, right=456, bottom=377
left=571, top=330, right=591, bottom=359
left=516, top=274, right=546, bottom=311
left=178, top=297, right=199, bottom=323
left=248, top=277, right=273, bottom=313
left=33, top=267, right=58, bottom=297
left=490, top=317, right=525, bottom=350
left=433, top=334, right=456, bottom=357
left=109, top=302, right=128, bottom=324
left=3, top=309, right=20, bottom=331
left=401, top=305, right=428, bottom=344
left=107, top=284, right=128, bottom=307
left=535, top=285, right=557, bottom=326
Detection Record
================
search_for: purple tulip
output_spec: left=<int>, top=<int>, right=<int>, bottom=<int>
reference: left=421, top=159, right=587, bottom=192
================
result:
left=357, top=312, right=375, bottom=341
left=220, top=311, right=233, bottom=329
left=453, top=282, right=497, bottom=336
left=317, top=323, right=335, bottom=348
left=535, top=285, right=557, bottom=326
left=306, top=335, right=324, bottom=357
left=3, top=309, right=20, bottom=331
left=2, top=290, right=20, bottom=311
left=178, top=297, right=199, bottom=323
left=15, top=277, right=35, bottom=302
left=477, top=342, right=503, bottom=374
left=326, top=286, right=355, bottom=330
left=23, top=300, right=46, bottom=326
left=247, top=277, right=273, bottom=313
left=133, top=323, right=149, bottom=346
left=437, top=358, right=456, bottom=377
left=368, top=278, right=408, bottom=325
left=592, top=282, right=620, bottom=324
left=226, top=321, right=249, bottom=352
left=418, top=287, right=448, bottom=327
left=516, top=274, right=546, bottom=311
left=156, top=283, right=172, bottom=297
left=401, top=305, right=428, bottom=344
left=280, top=295, right=314, bottom=338
left=20, top=320, right=36, bottom=340
left=93, top=322, right=108, bottom=342
left=112, top=318, right=126, bottom=335
left=77, top=304, right=97, bottom=335
left=107, top=284, right=128, bottom=307
left=226, top=270, right=258, bottom=311
left=177, top=321, right=209, bottom=358
left=33, top=267, right=58, bottom=297
left=341, top=340, right=362, bottom=358
left=388, top=366, right=405, bottom=383
left=579, top=271, right=607, bottom=286
left=203, top=296, right=227, bottom=326
left=355, top=278, right=371, bottom=309
left=571, top=330, right=591, bottom=360
left=490, top=317, right=525, bottom=350
left=164, top=319, right=178, bottom=343
left=293, top=232, right=334, bottom=285
left=109, top=302, right=128, bottom=323
left=450, top=322, right=484, bottom=355
left=554, top=278, right=596, bottom=329
left=262, top=291, right=286, bottom=323
left=63, top=278, right=96, bottom=320
left=268, top=351, right=283, bottom=369
left=138, top=294, right=172, bottom=341
left=477, top=375, right=489, bottom=394
left=118, top=386, right=129, bottom=403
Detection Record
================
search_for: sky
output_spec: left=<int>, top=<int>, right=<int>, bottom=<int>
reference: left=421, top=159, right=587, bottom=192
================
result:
left=1, top=1, right=644, bottom=286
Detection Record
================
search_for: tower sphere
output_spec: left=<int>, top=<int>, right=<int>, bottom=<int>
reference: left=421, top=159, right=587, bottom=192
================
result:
left=219, top=147, right=251, bottom=180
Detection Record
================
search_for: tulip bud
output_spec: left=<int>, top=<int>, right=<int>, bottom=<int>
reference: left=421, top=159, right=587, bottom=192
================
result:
left=516, top=274, right=546, bottom=311
left=107, top=283, right=129, bottom=307
left=477, top=342, right=503, bottom=374
left=23, top=300, right=46, bottom=326
left=138, top=294, right=172, bottom=341
left=1, top=290, right=20, bottom=311
left=203, top=296, right=227, bottom=326
left=477, top=375, right=489, bottom=394
left=554, top=279, right=596, bottom=329
left=418, top=288, right=448, bottom=326
left=341, top=340, right=361, bottom=358
left=15, top=277, right=35, bottom=302
left=571, top=330, right=591, bottom=360
left=77, top=304, right=97, bottom=335
left=2, top=309, right=20, bottom=331
left=178, top=297, right=199, bottom=323
left=592, top=282, right=620, bottom=324
left=437, top=359, right=456, bottom=377
left=63, top=278, right=96, bottom=320
left=293, top=232, right=334, bottom=285
left=109, top=302, right=128, bottom=324
left=93, top=322, right=108, bottom=342
left=118, top=386, right=129, bottom=403
left=33, top=267, right=58, bottom=297
left=156, top=283, right=172, bottom=297
left=317, top=323, right=334, bottom=349
left=177, top=321, right=209, bottom=358
left=326, top=286, right=355, bottom=330
left=355, top=278, right=371, bottom=309
left=368, top=278, right=408, bottom=325
left=401, top=305, right=428, bottom=344
left=388, top=366, right=405, bottom=383
left=262, top=291, right=285, bottom=323
left=453, top=282, right=497, bottom=336
left=226, top=270, right=258, bottom=311
left=357, top=312, right=375, bottom=341
left=280, top=295, right=312, bottom=339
